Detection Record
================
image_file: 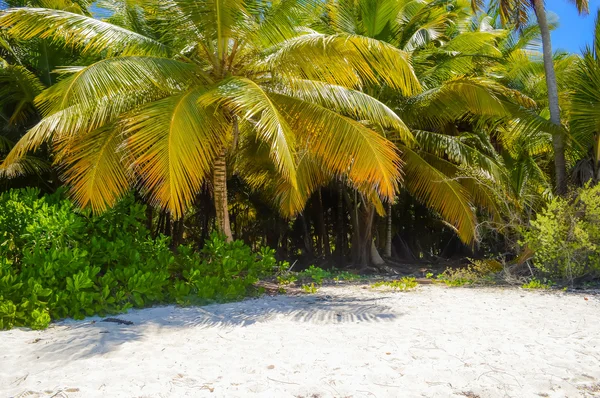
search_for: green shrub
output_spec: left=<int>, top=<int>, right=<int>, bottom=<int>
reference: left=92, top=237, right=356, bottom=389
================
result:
left=371, top=277, right=418, bottom=291
left=436, top=259, right=500, bottom=287
left=522, top=184, right=600, bottom=280
left=301, top=283, right=319, bottom=293
left=298, top=265, right=333, bottom=284
left=0, top=189, right=277, bottom=330
left=521, top=278, right=553, bottom=290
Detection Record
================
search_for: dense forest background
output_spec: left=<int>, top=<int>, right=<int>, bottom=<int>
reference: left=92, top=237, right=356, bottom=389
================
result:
left=2, top=0, right=600, bottom=280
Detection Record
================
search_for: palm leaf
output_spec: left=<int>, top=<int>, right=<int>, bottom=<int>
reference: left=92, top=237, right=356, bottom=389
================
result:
left=0, top=7, right=169, bottom=57
left=58, top=124, right=131, bottom=212
left=400, top=144, right=476, bottom=244
left=123, top=88, right=229, bottom=218
left=271, top=92, right=402, bottom=200
left=199, top=77, right=298, bottom=187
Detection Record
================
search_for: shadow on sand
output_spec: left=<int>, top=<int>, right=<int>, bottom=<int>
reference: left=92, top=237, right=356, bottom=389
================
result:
left=31, top=292, right=402, bottom=361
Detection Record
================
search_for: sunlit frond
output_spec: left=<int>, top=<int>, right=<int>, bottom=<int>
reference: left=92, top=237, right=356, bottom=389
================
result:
left=37, top=56, right=205, bottom=115
left=124, top=88, right=228, bottom=218
left=274, top=79, right=414, bottom=144
left=400, top=145, right=476, bottom=244
left=264, top=33, right=421, bottom=95
left=58, top=124, right=131, bottom=212
left=0, top=155, right=50, bottom=178
left=199, top=77, right=297, bottom=186
left=271, top=92, right=402, bottom=200
left=0, top=7, right=169, bottom=56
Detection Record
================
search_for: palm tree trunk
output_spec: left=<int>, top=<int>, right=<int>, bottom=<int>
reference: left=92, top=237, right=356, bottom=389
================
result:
left=335, top=181, right=345, bottom=266
left=213, top=153, right=233, bottom=242
left=384, top=202, right=392, bottom=257
left=533, top=0, right=568, bottom=196
left=315, top=189, right=331, bottom=256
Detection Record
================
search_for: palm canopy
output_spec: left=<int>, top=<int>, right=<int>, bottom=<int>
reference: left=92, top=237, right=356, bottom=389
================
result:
left=311, top=0, right=543, bottom=244
left=0, top=0, right=421, bottom=222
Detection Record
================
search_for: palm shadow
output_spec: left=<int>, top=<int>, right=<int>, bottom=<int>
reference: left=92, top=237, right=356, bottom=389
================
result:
left=33, top=291, right=402, bottom=362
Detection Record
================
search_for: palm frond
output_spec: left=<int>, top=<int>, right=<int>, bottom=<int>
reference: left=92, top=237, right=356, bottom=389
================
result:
left=273, top=79, right=414, bottom=144
left=124, top=88, right=229, bottom=218
left=264, top=33, right=421, bottom=95
left=58, top=124, right=131, bottom=212
left=199, top=77, right=298, bottom=187
left=400, top=145, right=476, bottom=244
left=271, top=92, right=402, bottom=200
left=0, top=63, right=44, bottom=124
left=0, top=7, right=169, bottom=56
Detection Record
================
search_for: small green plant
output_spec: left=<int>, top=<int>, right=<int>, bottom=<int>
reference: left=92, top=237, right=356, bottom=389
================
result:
left=425, top=272, right=434, bottom=279
left=298, top=265, right=333, bottom=284
left=371, top=277, right=418, bottom=291
left=436, top=259, right=501, bottom=287
left=522, top=278, right=553, bottom=290
left=277, top=274, right=298, bottom=285
left=301, top=283, right=319, bottom=293
left=333, top=271, right=361, bottom=282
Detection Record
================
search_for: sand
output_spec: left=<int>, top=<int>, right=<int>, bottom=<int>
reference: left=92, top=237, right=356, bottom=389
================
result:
left=1, top=284, right=600, bottom=398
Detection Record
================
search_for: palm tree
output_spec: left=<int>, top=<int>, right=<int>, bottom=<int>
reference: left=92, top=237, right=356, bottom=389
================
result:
left=0, top=0, right=420, bottom=241
left=314, top=0, right=537, bottom=253
left=571, top=10, right=600, bottom=185
left=483, top=0, right=589, bottom=196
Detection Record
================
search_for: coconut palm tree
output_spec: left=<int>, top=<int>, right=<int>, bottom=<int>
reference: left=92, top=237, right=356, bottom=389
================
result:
left=571, top=10, right=600, bottom=185
left=0, top=0, right=421, bottom=241
left=483, top=0, right=589, bottom=196
left=311, top=0, right=538, bottom=254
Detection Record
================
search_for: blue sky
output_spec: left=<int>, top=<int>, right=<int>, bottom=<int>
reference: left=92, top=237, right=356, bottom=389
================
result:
left=550, top=0, right=600, bottom=53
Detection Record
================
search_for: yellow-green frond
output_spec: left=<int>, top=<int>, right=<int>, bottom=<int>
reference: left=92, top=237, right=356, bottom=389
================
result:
left=124, top=88, right=228, bottom=218
left=274, top=79, right=414, bottom=144
left=58, top=124, right=132, bottom=213
left=272, top=93, right=402, bottom=200
left=199, top=77, right=297, bottom=187
left=0, top=7, right=169, bottom=57
left=400, top=145, right=476, bottom=244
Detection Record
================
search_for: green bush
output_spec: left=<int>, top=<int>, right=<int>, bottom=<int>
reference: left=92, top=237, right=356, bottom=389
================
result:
left=522, top=184, right=600, bottom=280
left=435, top=259, right=501, bottom=287
left=0, top=189, right=276, bottom=330
left=521, top=278, right=553, bottom=290
left=371, top=277, right=418, bottom=291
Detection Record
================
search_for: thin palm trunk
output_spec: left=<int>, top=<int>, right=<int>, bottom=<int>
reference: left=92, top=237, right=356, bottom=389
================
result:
left=213, top=152, right=233, bottom=242
left=315, top=189, right=331, bottom=256
left=384, top=202, right=392, bottom=257
left=533, top=0, right=568, bottom=196
left=335, top=181, right=345, bottom=266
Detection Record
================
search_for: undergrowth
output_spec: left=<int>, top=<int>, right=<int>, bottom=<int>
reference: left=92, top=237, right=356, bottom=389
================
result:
left=521, top=278, right=553, bottom=290
left=371, top=277, right=418, bottom=291
left=436, top=259, right=503, bottom=287
left=276, top=265, right=363, bottom=294
left=0, top=189, right=279, bottom=330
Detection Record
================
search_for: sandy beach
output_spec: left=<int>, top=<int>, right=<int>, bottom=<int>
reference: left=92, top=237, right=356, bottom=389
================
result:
left=2, top=284, right=600, bottom=398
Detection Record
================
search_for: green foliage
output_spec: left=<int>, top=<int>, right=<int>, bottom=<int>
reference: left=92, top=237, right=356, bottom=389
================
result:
left=436, top=259, right=501, bottom=287
left=521, top=278, right=553, bottom=290
left=333, top=271, right=362, bottom=282
left=301, top=283, right=319, bottom=294
left=371, top=277, right=418, bottom=291
left=0, top=189, right=277, bottom=330
left=298, top=265, right=333, bottom=284
left=277, top=274, right=298, bottom=286
left=425, top=272, right=434, bottom=279
left=522, top=184, right=600, bottom=280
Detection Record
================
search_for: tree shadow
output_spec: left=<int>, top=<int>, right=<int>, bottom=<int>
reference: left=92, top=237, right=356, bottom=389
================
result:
left=33, top=292, right=401, bottom=362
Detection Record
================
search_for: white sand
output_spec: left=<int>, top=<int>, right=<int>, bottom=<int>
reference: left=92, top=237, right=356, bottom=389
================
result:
left=2, top=284, right=600, bottom=398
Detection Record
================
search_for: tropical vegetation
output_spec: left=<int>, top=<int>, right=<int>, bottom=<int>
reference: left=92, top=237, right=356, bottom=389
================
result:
left=2, top=0, right=600, bottom=329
